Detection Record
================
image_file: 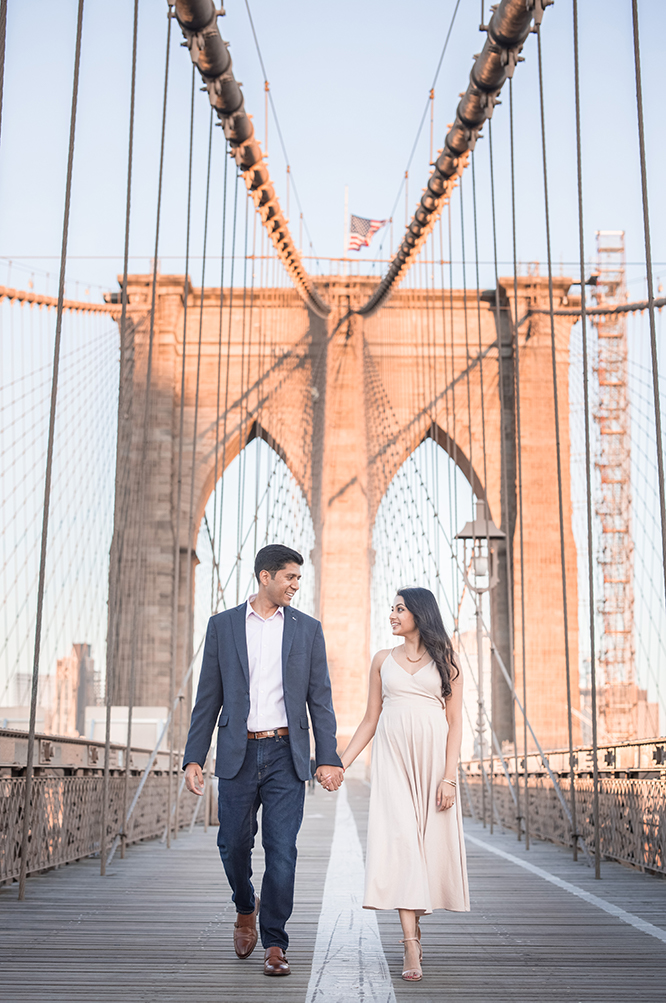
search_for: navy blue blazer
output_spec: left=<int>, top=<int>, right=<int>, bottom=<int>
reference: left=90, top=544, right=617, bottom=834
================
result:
left=182, top=602, right=342, bottom=782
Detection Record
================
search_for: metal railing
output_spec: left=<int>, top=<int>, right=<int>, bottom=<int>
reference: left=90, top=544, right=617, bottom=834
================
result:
left=0, top=728, right=213, bottom=884
left=461, top=736, right=666, bottom=874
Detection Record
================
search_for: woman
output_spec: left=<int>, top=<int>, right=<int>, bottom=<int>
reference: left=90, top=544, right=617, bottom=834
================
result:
left=340, top=587, right=469, bottom=982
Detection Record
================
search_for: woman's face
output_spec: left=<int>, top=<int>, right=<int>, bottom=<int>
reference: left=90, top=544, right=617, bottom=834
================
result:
left=390, top=595, right=417, bottom=636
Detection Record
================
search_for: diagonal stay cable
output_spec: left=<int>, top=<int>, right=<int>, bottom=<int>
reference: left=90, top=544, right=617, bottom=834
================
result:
left=362, top=0, right=549, bottom=317
left=100, top=0, right=139, bottom=861
left=166, top=64, right=198, bottom=851
left=572, top=0, right=600, bottom=879
left=242, top=0, right=320, bottom=263
left=536, top=23, right=580, bottom=867
left=379, top=0, right=462, bottom=253
left=0, top=0, right=6, bottom=149
left=631, top=0, right=666, bottom=612
left=479, top=615, right=594, bottom=869
left=18, top=0, right=85, bottom=902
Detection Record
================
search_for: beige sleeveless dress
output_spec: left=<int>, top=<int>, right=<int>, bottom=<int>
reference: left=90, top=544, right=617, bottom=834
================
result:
left=363, top=651, right=470, bottom=913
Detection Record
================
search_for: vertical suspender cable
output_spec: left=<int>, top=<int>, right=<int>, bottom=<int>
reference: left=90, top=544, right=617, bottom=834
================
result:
left=252, top=217, right=262, bottom=560
left=0, top=0, right=7, bottom=148
left=235, top=194, right=251, bottom=604
left=459, top=175, right=486, bottom=828
left=179, top=106, right=215, bottom=838
left=438, top=218, right=456, bottom=613
left=102, top=0, right=140, bottom=875
left=118, top=0, right=143, bottom=865
left=217, top=172, right=240, bottom=567
left=18, top=0, right=85, bottom=902
left=110, top=5, right=173, bottom=868
left=488, top=120, right=521, bottom=840
left=167, top=65, right=197, bottom=849
left=631, top=0, right=666, bottom=608
left=536, top=27, right=579, bottom=861
left=211, top=143, right=230, bottom=611
left=471, top=151, right=495, bottom=833
left=509, top=79, right=528, bottom=847
left=573, top=0, right=600, bottom=878
left=447, top=206, right=461, bottom=617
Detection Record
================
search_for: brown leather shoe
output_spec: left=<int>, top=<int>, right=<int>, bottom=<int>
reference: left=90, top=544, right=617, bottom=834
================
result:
left=263, top=946, right=291, bottom=976
left=233, top=896, right=260, bottom=959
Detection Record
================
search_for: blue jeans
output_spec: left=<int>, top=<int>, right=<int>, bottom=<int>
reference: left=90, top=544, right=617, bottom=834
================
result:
left=217, top=735, right=305, bottom=950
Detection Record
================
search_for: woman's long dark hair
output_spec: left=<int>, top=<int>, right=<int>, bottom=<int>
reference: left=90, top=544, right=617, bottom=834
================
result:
left=397, top=587, right=459, bottom=698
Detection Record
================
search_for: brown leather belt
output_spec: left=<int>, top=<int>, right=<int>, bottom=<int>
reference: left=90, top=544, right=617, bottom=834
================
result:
left=247, top=727, right=289, bottom=740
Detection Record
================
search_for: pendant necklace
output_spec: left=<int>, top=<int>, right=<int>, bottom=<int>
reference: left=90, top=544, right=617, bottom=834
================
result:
left=405, top=649, right=426, bottom=663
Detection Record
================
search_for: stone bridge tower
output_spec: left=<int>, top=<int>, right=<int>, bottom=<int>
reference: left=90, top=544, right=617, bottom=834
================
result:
left=108, top=272, right=581, bottom=751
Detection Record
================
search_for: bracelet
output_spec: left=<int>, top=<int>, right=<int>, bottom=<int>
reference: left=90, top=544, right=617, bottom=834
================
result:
left=441, top=778, right=457, bottom=787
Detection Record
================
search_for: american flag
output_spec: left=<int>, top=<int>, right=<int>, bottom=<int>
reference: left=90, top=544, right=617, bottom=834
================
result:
left=347, top=214, right=388, bottom=252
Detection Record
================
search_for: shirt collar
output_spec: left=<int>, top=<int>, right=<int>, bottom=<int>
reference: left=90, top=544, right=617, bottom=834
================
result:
left=246, top=594, right=285, bottom=622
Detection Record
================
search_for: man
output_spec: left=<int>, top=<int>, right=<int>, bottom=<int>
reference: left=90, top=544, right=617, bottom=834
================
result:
left=183, top=544, right=344, bottom=977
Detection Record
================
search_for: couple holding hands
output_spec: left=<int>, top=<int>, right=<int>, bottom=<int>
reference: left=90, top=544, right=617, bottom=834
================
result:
left=183, top=544, right=469, bottom=983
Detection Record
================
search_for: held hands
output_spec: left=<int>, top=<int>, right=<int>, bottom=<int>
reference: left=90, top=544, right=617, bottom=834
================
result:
left=316, top=765, right=345, bottom=792
left=184, top=762, right=205, bottom=796
left=436, top=777, right=457, bottom=811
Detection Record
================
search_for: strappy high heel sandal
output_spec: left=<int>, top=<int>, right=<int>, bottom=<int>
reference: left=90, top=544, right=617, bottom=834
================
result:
left=401, top=937, right=423, bottom=981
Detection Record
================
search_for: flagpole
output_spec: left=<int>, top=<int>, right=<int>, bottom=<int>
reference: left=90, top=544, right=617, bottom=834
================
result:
left=343, top=184, right=349, bottom=277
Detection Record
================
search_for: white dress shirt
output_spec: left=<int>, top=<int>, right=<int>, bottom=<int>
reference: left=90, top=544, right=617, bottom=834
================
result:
left=245, top=594, right=288, bottom=732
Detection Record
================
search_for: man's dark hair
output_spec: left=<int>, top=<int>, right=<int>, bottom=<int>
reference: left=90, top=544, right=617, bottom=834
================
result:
left=254, top=544, right=304, bottom=582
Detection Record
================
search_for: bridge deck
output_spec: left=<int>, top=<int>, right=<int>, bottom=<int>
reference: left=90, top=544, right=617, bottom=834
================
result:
left=2, top=779, right=665, bottom=1003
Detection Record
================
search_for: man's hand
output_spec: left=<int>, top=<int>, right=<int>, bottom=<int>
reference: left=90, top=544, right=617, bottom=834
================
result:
left=184, top=762, right=205, bottom=796
left=316, top=765, right=344, bottom=791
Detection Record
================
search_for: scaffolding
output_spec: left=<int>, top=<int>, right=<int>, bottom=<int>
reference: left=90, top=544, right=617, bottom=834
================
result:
left=592, top=231, right=636, bottom=742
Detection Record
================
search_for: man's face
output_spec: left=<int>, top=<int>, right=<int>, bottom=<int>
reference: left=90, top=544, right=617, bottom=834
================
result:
left=260, top=562, right=301, bottom=606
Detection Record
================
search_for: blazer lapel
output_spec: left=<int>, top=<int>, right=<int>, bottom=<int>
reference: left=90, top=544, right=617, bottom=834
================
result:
left=231, top=603, right=249, bottom=685
left=282, top=609, right=297, bottom=681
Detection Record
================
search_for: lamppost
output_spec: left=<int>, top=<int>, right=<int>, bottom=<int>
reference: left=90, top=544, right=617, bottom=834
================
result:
left=456, top=500, right=505, bottom=827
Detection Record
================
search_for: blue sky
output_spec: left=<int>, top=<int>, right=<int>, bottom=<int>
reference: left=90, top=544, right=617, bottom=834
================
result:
left=1, top=1, right=665, bottom=298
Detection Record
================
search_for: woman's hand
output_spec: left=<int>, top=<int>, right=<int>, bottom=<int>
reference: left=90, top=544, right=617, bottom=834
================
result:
left=436, top=778, right=456, bottom=811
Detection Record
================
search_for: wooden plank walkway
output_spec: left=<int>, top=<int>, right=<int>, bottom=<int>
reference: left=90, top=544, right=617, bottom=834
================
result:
left=1, top=779, right=665, bottom=1002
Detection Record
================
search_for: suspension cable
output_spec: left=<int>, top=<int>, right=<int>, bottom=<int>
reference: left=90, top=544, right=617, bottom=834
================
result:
left=488, top=117, right=521, bottom=840
left=18, top=0, right=85, bottom=902
left=210, top=141, right=230, bottom=612
left=631, top=0, right=666, bottom=611
left=359, top=0, right=549, bottom=317
left=242, top=0, right=320, bottom=264
left=536, top=25, right=579, bottom=862
left=508, top=78, right=528, bottom=848
left=235, top=194, right=251, bottom=604
left=216, top=170, right=240, bottom=577
left=378, top=0, right=462, bottom=252
left=0, top=0, right=6, bottom=150
left=470, top=156, right=495, bottom=829
left=572, top=0, right=600, bottom=879
left=166, top=66, right=198, bottom=849
left=110, top=3, right=173, bottom=861
left=100, top=0, right=140, bottom=876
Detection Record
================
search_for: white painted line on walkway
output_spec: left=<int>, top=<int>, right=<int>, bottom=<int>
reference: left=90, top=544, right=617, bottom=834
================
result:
left=305, top=785, right=397, bottom=1003
left=466, top=832, right=666, bottom=945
